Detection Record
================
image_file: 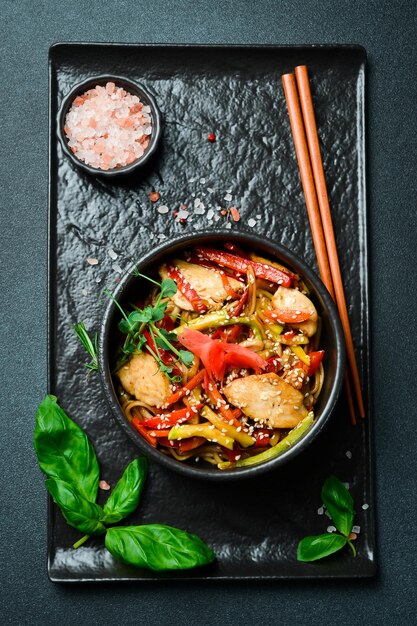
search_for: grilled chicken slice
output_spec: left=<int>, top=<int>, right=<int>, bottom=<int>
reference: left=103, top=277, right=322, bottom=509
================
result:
left=271, top=286, right=318, bottom=337
left=117, top=352, right=171, bottom=407
left=223, top=372, right=308, bottom=428
left=159, top=260, right=243, bottom=311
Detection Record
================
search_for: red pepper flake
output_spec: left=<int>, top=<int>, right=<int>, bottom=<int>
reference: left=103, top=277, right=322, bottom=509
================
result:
left=220, top=209, right=227, bottom=216
left=229, top=207, right=241, bottom=222
left=207, top=133, right=216, bottom=143
left=149, top=191, right=160, bottom=202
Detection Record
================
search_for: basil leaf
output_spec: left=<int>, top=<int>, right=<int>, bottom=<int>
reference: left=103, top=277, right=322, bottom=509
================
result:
left=34, top=395, right=99, bottom=502
left=102, top=458, right=148, bottom=524
left=321, top=475, right=354, bottom=536
left=297, top=533, right=347, bottom=562
left=160, top=278, right=177, bottom=298
left=46, top=478, right=106, bottom=536
left=105, top=525, right=216, bottom=571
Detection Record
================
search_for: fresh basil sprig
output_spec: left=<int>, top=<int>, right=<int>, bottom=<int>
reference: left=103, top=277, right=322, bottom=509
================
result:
left=34, top=395, right=215, bottom=571
left=105, top=525, right=216, bottom=571
left=103, top=274, right=194, bottom=382
left=297, top=475, right=357, bottom=562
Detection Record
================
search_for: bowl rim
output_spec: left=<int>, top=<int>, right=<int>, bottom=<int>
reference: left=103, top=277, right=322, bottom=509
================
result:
left=56, top=73, right=162, bottom=177
left=98, top=230, right=346, bottom=481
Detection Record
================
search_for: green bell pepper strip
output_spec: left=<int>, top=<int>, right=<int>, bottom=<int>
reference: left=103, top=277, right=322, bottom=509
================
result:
left=174, top=310, right=263, bottom=340
left=217, top=412, right=314, bottom=469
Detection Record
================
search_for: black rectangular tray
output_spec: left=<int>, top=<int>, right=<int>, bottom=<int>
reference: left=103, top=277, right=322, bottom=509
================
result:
left=48, top=43, right=374, bottom=581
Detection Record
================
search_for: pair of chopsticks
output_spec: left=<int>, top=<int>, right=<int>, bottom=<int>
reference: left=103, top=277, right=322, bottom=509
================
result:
left=281, top=66, right=365, bottom=425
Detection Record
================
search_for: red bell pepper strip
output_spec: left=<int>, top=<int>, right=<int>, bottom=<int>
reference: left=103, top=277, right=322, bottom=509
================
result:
left=131, top=418, right=157, bottom=448
left=167, top=264, right=208, bottom=313
left=143, top=329, right=182, bottom=377
left=282, top=330, right=296, bottom=341
left=162, top=369, right=206, bottom=408
left=226, top=325, right=242, bottom=343
left=225, top=443, right=244, bottom=463
left=220, top=272, right=240, bottom=299
left=265, top=356, right=281, bottom=374
left=307, top=350, right=325, bottom=376
left=224, top=242, right=249, bottom=258
left=264, top=309, right=312, bottom=323
left=141, top=403, right=204, bottom=429
left=159, top=314, right=175, bottom=331
left=178, top=436, right=206, bottom=453
left=195, top=247, right=293, bottom=286
left=253, top=428, right=272, bottom=447
left=147, top=429, right=173, bottom=438
left=203, top=373, right=241, bottom=427
left=230, top=287, right=248, bottom=317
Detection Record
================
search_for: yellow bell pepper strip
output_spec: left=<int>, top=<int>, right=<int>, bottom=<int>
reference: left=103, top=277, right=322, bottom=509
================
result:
left=291, top=345, right=311, bottom=367
left=201, top=406, right=255, bottom=448
left=174, top=309, right=263, bottom=340
left=217, top=413, right=314, bottom=469
left=168, top=423, right=234, bottom=450
left=195, top=247, right=293, bottom=287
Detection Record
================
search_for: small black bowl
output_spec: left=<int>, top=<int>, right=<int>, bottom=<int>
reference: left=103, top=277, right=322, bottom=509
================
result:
left=98, top=231, right=345, bottom=481
left=57, top=74, right=162, bottom=177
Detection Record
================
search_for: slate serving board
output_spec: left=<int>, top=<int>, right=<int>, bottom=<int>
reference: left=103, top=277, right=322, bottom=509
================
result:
left=48, top=43, right=374, bottom=581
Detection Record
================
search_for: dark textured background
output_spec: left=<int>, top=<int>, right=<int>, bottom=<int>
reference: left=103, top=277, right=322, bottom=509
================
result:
left=1, top=0, right=416, bottom=623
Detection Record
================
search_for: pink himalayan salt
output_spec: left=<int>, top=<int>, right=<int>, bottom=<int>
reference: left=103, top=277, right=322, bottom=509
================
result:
left=64, top=82, right=152, bottom=170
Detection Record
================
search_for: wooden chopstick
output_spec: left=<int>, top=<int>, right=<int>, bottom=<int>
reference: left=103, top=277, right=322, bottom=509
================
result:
left=294, top=65, right=365, bottom=419
left=281, top=72, right=359, bottom=425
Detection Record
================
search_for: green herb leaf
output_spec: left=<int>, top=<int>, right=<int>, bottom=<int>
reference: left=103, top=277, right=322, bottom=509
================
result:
left=34, top=395, right=100, bottom=502
left=151, top=305, right=166, bottom=322
left=105, top=525, right=216, bottom=571
left=102, top=458, right=148, bottom=524
left=160, top=364, right=174, bottom=374
left=131, top=307, right=153, bottom=323
left=45, top=478, right=106, bottom=536
left=73, top=322, right=98, bottom=372
left=178, top=350, right=194, bottom=367
left=321, top=475, right=355, bottom=537
left=118, top=319, right=132, bottom=334
left=297, top=533, right=347, bottom=562
left=160, top=278, right=177, bottom=298
left=159, top=329, right=178, bottom=343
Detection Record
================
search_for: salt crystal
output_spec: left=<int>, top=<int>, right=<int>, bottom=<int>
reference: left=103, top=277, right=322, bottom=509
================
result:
left=256, top=214, right=261, bottom=219
left=95, top=276, right=102, bottom=283
left=81, top=288, right=88, bottom=296
left=247, top=218, right=257, bottom=228
left=352, top=525, right=361, bottom=534
left=214, top=215, right=221, bottom=222
left=86, top=257, right=99, bottom=266
left=177, top=209, right=189, bottom=220
left=112, top=263, right=123, bottom=274
left=317, top=506, right=324, bottom=515
left=225, top=222, right=232, bottom=229
left=188, top=177, right=195, bottom=183
left=195, top=205, right=205, bottom=215
left=207, top=209, right=215, bottom=220
left=224, top=193, right=232, bottom=202
left=108, top=248, right=118, bottom=260
left=157, top=234, right=167, bottom=240
left=327, top=525, right=337, bottom=533
left=226, top=188, right=233, bottom=193
left=157, top=205, right=169, bottom=214
left=207, top=187, right=214, bottom=193
left=346, top=450, right=352, bottom=459
left=362, top=503, right=369, bottom=510
left=200, top=177, right=206, bottom=184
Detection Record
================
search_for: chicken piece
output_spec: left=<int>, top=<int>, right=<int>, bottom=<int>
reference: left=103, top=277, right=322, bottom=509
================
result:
left=271, top=286, right=318, bottom=337
left=117, top=352, right=171, bottom=408
left=282, top=366, right=308, bottom=390
left=159, top=260, right=243, bottom=311
left=223, top=372, right=308, bottom=429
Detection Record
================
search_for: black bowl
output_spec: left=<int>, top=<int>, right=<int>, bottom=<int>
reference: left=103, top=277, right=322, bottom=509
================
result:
left=98, top=231, right=345, bottom=481
left=57, top=74, right=162, bottom=177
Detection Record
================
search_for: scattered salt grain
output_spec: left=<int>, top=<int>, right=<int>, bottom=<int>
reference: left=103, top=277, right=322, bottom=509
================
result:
left=327, top=525, right=337, bottom=533
left=256, top=214, right=262, bottom=219
left=224, top=193, right=233, bottom=202
left=64, top=82, right=152, bottom=171
left=112, top=263, right=123, bottom=274
left=86, top=257, right=99, bottom=266
left=99, top=480, right=111, bottom=491
left=81, top=288, right=88, bottom=296
left=317, top=506, right=324, bottom=515
left=177, top=209, right=189, bottom=221
left=108, top=248, right=118, bottom=260
left=352, top=525, right=361, bottom=534
left=207, top=187, right=214, bottom=193
left=247, top=218, right=257, bottom=228
left=157, top=205, right=169, bottom=214
left=207, top=209, right=215, bottom=220
left=200, top=177, right=206, bottom=184
left=362, top=503, right=369, bottom=510
left=95, top=276, right=102, bottom=283
left=346, top=450, right=352, bottom=459
left=225, top=222, right=232, bottom=229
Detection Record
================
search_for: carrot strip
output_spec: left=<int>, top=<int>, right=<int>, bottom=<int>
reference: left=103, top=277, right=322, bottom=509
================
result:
left=162, top=370, right=205, bottom=408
